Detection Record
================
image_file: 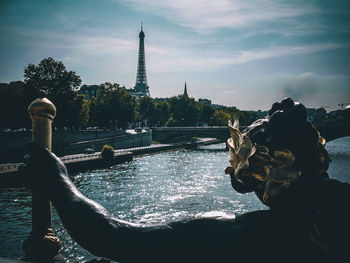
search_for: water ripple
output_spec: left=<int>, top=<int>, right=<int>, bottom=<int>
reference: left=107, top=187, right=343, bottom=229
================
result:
left=2, top=140, right=349, bottom=262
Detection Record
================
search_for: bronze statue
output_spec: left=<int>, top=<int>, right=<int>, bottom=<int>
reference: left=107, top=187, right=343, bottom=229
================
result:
left=21, top=98, right=350, bottom=262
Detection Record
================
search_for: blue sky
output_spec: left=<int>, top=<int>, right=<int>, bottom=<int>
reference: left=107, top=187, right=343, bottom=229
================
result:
left=1, top=0, right=349, bottom=110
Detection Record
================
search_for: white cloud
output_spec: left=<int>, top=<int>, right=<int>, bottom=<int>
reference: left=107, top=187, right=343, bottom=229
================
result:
left=147, top=42, right=343, bottom=73
left=274, top=72, right=350, bottom=109
left=74, top=35, right=137, bottom=54
left=186, top=72, right=350, bottom=111
left=121, top=0, right=316, bottom=33
left=233, top=43, right=344, bottom=64
left=6, top=25, right=138, bottom=54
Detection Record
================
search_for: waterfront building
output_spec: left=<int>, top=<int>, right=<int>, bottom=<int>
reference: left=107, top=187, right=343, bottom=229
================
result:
left=79, top=84, right=99, bottom=99
left=211, top=104, right=226, bottom=109
left=198, top=98, right=211, bottom=105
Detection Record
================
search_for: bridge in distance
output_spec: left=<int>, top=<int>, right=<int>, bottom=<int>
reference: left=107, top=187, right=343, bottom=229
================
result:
left=152, top=124, right=350, bottom=143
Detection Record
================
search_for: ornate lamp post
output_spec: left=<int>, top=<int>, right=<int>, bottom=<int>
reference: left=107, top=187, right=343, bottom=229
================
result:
left=23, top=90, right=62, bottom=261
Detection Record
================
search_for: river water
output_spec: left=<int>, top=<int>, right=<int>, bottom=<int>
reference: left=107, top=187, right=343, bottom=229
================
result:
left=1, top=137, right=350, bottom=262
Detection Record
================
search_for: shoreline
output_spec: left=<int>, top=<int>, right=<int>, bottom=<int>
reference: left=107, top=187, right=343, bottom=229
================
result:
left=0, top=138, right=221, bottom=187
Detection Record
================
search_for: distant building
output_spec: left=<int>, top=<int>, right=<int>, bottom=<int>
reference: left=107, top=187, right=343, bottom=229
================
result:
left=79, top=84, right=99, bottom=99
left=198, top=98, right=211, bottom=105
left=211, top=104, right=226, bottom=109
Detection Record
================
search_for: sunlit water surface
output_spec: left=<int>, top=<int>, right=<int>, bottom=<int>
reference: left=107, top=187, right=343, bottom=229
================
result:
left=1, top=138, right=349, bottom=262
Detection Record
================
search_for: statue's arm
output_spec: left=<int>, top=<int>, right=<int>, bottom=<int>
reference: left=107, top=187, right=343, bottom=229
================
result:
left=27, top=144, right=330, bottom=262
left=48, top=165, right=252, bottom=262
left=22, top=144, right=254, bottom=262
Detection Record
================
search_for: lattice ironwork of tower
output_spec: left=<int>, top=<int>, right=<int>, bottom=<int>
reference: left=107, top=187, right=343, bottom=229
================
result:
left=134, top=22, right=150, bottom=97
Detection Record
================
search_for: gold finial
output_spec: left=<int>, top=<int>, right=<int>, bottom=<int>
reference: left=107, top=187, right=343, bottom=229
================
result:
left=28, top=90, right=56, bottom=121
left=24, top=91, right=61, bottom=259
left=39, top=89, right=47, bottom=98
left=28, top=90, right=56, bottom=150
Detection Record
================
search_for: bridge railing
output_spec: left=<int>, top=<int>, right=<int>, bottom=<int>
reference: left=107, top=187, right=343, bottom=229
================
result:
left=152, top=126, right=227, bottom=130
left=152, top=126, right=249, bottom=131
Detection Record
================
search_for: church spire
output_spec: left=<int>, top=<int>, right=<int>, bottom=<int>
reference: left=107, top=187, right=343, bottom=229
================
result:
left=183, top=82, right=188, bottom=97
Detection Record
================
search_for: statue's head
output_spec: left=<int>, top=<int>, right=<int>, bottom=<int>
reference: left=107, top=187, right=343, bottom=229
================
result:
left=247, top=97, right=329, bottom=172
left=226, top=98, right=330, bottom=207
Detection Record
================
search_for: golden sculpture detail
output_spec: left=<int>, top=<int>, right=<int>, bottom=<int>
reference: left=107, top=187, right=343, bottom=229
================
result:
left=24, top=90, right=61, bottom=259
left=225, top=117, right=256, bottom=176
left=28, top=90, right=56, bottom=150
left=225, top=118, right=300, bottom=206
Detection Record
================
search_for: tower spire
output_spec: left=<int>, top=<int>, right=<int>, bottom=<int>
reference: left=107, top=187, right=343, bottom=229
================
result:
left=134, top=22, right=150, bottom=98
left=183, top=82, right=188, bottom=97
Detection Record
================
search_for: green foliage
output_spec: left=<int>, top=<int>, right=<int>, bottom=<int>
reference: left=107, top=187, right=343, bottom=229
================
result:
left=210, top=107, right=258, bottom=126
left=161, top=95, right=216, bottom=127
left=167, top=95, right=199, bottom=126
left=212, top=110, right=231, bottom=126
left=24, top=57, right=81, bottom=93
left=139, top=96, right=155, bottom=125
left=88, top=82, right=138, bottom=128
left=154, top=101, right=170, bottom=126
left=68, top=94, right=90, bottom=128
left=198, top=103, right=215, bottom=124
left=137, top=97, right=170, bottom=127
left=24, top=57, right=82, bottom=128
left=0, top=57, right=261, bottom=131
left=234, top=111, right=257, bottom=126
left=101, top=144, right=115, bottom=160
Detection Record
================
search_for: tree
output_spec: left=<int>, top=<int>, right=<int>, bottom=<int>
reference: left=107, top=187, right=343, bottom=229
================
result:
left=212, top=110, right=231, bottom=126
left=24, top=57, right=82, bottom=127
left=154, top=101, right=170, bottom=126
left=198, top=103, right=214, bottom=125
left=139, top=96, right=155, bottom=126
left=168, top=95, right=199, bottom=126
left=88, top=97, right=99, bottom=127
left=89, top=83, right=138, bottom=129
left=116, top=88, right=138, bottom=128
left=68, top=94, right=90, bottom=128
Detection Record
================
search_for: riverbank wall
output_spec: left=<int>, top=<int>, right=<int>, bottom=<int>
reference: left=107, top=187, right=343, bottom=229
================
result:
left=57, top=130, right=152, bottom=156
left=0, top=129, right=152, bottom=162
left=0, top=139, right=221, bottom=187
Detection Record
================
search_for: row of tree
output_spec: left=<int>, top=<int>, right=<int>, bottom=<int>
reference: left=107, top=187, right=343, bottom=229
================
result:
left=0, top=57, right=258, bottom=130
left=138, top=96, right=257, bottom=127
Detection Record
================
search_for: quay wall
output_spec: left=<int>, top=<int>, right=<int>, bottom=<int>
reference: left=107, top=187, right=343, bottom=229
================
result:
left=56, top=131, right=152, bottom=156
left=0, top=130, right=151, bottom=162
left=64, top=152, right=134, bottom=173
left=0, top=139, right=221, bottom=187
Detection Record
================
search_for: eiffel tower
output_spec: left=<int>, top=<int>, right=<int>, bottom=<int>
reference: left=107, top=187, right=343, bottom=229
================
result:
left=134, top=22, right=150, bottom=97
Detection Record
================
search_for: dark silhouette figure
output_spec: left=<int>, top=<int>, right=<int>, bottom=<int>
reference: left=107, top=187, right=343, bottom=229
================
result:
left=21, top=99, right=350, bottom=263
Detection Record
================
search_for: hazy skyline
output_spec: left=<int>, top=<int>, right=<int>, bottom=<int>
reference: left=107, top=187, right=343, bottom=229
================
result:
left=1, top=0, right=349, bottom=110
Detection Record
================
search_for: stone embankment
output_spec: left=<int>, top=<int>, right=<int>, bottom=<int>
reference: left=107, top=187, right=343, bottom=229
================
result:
left=0, top=138, right=221, bottom=187
left=0, top=129, right=152, bottom=162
